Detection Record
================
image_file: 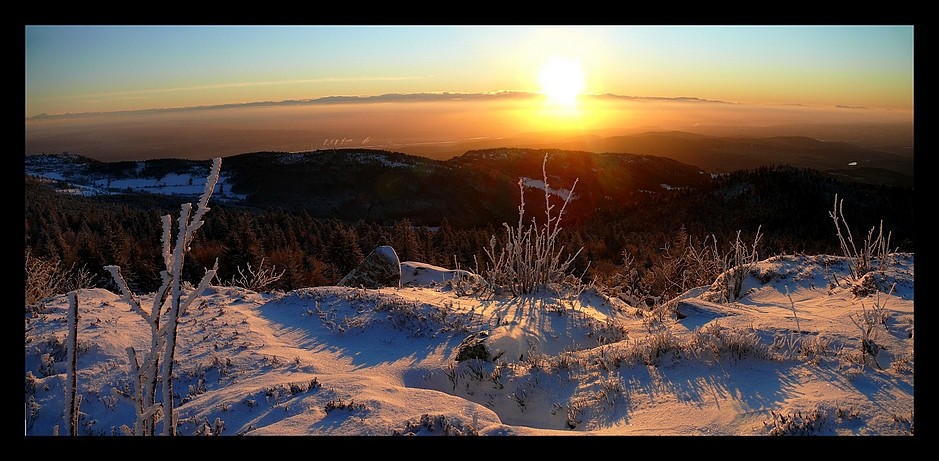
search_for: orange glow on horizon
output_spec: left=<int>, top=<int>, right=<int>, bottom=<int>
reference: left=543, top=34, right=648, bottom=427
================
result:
left=25, top=97, right=912, bottom=162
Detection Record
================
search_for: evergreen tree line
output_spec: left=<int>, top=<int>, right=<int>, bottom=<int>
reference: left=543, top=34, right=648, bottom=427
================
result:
left=25, top=165, right=913, bottom=301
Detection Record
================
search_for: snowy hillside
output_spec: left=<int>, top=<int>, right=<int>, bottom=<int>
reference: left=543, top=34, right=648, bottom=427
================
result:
left=24, top=254, right=913, bottom=436
left=25, top=154, right=244, bottom=200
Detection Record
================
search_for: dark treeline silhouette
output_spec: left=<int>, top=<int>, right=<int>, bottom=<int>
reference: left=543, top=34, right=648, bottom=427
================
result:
left=25, top=165, right=913, bottom=301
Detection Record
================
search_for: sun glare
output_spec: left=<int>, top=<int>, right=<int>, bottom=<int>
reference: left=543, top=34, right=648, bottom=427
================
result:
left=539, top=57, right=585, bottom=108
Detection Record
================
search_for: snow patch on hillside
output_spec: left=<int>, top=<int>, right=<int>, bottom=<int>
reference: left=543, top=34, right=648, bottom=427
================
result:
left=89, top=172, right=244, bottom=200
left=347, top=152, right=413, bottom=168
left=520, top=177, right=578, bottom=201
left=25, top=157, right=245, bottom=201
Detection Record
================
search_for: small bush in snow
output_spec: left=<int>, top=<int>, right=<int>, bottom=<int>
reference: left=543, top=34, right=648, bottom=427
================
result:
left=691, top=322, right=772, bottom=361
left=892, top=411, right=914, bottom=435
left=586, top=317, right=630, bottom=346
left=193, top=417, right=225, bottom=436
left=829, top=194, right=894, bottom=284
left=890, top=350, right=914, bottom=374
left=598, top=372, right=624, bottom=407
left=615, top=330, right=684, bottom=367
left=34, top=335, right=68, bottom=377
left=775, top=333, right=833, bottom=365
left=393, top=414, right=479, bottom=436
left=324, top=397, right=367, bottom=413
left=600, top=250, right=656, bottom=308
left=508, top=386, right=529, bottom=411
left=763, top=408, right=825, bottom=436
left=552, top=398, right=587, bottom=430
left=714, top=227, right=763, bottom=303
left=26, top=395, right=41, bottom=432
left=848, top=284, right=893, bottom=369
left=482, top=154, right=583, bottom=296
left=24, top=250, right=96, bottom=306
left=656, top=231, right=724, bottom=299
left=25, top=371, right=38, bottom=396
left=226, top=257, right=285, bottom=292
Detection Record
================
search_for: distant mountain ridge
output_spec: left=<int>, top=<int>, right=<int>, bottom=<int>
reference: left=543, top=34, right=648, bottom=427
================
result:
left=25, top=141, right=912, bottom=227
left=26, top=148, right=710, bottom=226
left=403, top=130, right=914, bottom=179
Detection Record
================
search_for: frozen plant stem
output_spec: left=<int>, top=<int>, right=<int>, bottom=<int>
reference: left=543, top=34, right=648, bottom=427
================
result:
left=65, top=291, right=79, bottom=436
left=785, top=285, right=802, bottom=352
left=105, top=158, right=222, bottom=436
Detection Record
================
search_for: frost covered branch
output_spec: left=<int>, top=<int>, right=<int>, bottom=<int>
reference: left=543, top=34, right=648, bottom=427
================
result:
left=104, top=158, right=222, bottom=436
left=65, top=291, right=79, bottom=436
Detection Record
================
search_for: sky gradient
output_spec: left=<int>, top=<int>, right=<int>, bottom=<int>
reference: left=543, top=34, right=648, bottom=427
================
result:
left=25, top=25, right=913, bottom=117
left=24, top=25, right=914, bottom=161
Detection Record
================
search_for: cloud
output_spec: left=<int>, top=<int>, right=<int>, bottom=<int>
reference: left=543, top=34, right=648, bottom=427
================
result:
left=43, top=76, right=429, bottom=102
left=26, top=91, right=540, bottom=120
left=592, top=94, right=734, bottom=104
left=29, top=91, right=865, bottom=123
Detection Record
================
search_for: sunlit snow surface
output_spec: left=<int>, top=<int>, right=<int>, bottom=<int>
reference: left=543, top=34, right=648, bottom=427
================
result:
left=24, top=254, right=913, bottom=436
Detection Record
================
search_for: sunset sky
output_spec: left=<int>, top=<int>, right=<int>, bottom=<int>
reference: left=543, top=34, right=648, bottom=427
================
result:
left=26, top=25, right=913, bottom=116
left=24, top=25, right=914, bottom=160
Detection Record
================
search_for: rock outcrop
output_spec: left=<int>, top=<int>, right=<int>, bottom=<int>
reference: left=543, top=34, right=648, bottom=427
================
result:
left=338, top=245, right=401, bottom=289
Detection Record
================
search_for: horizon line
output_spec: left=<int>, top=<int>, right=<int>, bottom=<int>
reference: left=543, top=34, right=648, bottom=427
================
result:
left=27, top=91, right=888, bottom=121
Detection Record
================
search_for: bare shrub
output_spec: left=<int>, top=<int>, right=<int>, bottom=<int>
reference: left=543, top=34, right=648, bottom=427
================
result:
left=848, top=283, right=894, bottom=369
left=691, top=322, right=772, bottom=361
left=715, top=227, right=763, bottom=303
left=324, top=397, right=367, bottom=413
left=658, top=231, right=724, bottom=298
left=226, top=257, right=285, bottom=292
left=482, top=154, right=582, bottom=296
left=890, top=350, right=914, bottom=374
left=763, top=408, right=826, bottom=436
left=829, top=194, right=893, bottom=283
left=631, top=330, right=684, bottom=366
left=25, top=250, right=97, bottom=305
left=393, top=414, right=479, bottom=436
left=600, top=251, right=650, bottom=306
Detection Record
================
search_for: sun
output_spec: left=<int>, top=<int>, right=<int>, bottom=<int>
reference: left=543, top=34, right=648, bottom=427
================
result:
left=539, top=57, right=585, bottom=108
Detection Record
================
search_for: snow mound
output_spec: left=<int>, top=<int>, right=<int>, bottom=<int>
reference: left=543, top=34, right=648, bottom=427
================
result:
left=700, top=253, right=913, bottom=303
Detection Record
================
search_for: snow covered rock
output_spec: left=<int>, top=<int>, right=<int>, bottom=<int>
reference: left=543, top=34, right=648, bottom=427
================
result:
left=455, top=330, right=492, bottom=362
left=454, top=323, right=546, bottom=363
left=400, top=261, right=482, bottom=288
left=338, top=245, right=402, bottom=289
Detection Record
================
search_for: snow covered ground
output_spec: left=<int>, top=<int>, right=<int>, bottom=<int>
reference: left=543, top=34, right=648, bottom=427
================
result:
left=24, top=255, right=913, bottom=436
left=24, top=156, right=245, bottom=201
